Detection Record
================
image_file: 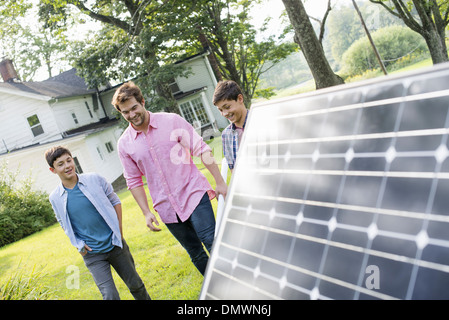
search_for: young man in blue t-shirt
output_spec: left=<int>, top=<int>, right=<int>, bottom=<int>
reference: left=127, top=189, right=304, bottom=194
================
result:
left=45, top=146, right=150, bottom=300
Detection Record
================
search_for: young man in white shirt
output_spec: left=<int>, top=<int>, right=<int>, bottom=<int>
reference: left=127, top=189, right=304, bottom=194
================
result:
left=45, top=145, right=151, bottom=300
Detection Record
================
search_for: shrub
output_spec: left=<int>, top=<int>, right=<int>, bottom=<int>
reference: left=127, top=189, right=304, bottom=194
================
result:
left=341, top=25, right=428, bottom=76
left=0, top=163, right=56, bottom=247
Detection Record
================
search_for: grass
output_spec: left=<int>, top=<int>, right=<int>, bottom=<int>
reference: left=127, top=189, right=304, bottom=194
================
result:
left=0, top=137, right=228, bottom=300
left=254, top=56, right=435, bottom=104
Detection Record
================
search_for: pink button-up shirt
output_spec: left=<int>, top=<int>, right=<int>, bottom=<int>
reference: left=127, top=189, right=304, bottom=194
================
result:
left=117, top=111, right=215, bottom=223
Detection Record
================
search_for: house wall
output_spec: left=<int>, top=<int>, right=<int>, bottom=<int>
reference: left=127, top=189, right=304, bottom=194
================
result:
left=100, top=89, right=119, bottom=118
left=0, top=125, right=124, bottom=195
left=83, top=128, right=124, bottom=184
left=176, top=55, right=229, bottom=129
left=51, top=95, right=103, bottom=132
left=0, top=53, right=228, bottom=198
left=0, top=92, right=62, bottom=154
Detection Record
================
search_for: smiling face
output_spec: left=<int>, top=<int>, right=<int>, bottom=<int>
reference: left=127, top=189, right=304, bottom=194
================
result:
left=49, top=152, right=77, bottom=185
left=216, top=94, right=247, bottom=128
left=117, top=96, right=149, bottom=131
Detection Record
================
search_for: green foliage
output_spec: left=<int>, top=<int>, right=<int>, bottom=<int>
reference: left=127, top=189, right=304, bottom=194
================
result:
left=36, top=0, right=296, bottom=108
left=327, top=1, right=404, bottom=68
left=254, top=87, right=276, bottom=99
left=0, top=0, right=71, bottom=80
left=0, top=163, right=56, bottom=247
left=0, top=264, right=52, bottom=300
left=341, top=25, right=427, bottom=76
left=191, top=0, right=296, bottom=104
left=343, top=68, right=383, bottom=83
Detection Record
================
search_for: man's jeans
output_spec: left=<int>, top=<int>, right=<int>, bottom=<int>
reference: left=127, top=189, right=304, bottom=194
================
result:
left=165, top=192, right=215, bottom=275
left=83, top=239, right=151, bottom=300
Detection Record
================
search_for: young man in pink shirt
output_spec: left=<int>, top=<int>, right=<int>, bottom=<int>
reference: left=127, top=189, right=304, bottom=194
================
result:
left=112, top=81, right=227, bottom=276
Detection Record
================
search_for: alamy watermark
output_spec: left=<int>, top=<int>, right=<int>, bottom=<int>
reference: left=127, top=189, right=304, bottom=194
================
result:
left=66, top=265, right=79, bottom=290
left=365, top=265, right=380, bottom=290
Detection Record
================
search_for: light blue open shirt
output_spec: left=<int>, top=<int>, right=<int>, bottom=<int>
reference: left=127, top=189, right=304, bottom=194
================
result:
left=49, top=172, right=123, bottom=252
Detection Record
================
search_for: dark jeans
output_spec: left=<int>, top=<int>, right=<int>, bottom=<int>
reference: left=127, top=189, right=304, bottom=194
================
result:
left=165, top=192, right=215, bottom=275
left=82, top=239, right=151, bottom=300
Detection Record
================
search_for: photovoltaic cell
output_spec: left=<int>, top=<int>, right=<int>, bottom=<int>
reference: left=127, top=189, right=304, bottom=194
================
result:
left=200, top=63, right=449, bottom=300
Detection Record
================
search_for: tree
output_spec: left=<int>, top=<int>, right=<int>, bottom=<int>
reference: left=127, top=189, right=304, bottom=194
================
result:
left=190, top=0, right=297, bottom=106
left=39, top=0, right=193, bottom=114
left=0, top=0, right=70, bottom=81
left=38, top=0, right=296, bottom=109
left=281, top=0, right=344, bottom=89
left=369, top=0, right=449, bottom=64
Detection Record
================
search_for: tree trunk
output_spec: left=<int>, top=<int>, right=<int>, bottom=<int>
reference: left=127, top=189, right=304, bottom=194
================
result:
left=422, top=28, right=448, bottom=64
left=281, top=0, right=344, bottom=89
left=155, top=81, right=180, bottom=114
left=412, top=0, right=448, bottom=64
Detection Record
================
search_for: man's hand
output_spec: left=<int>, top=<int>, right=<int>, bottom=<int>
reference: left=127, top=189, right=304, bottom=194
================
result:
left=215, top=180, right=228, bottom=200
left=145, top=212, right=162, bottom=232
left=80, top=244, right=92, bottom=256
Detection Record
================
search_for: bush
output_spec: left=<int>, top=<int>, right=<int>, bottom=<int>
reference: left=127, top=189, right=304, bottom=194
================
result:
left=341, top=25, right=428, bottom=76
left=0, top=163, right=56, bottom=247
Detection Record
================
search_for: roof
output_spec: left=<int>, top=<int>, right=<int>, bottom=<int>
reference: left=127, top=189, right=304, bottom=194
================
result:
left=174, top=48, right=210, bottom=65
left=0, top=117, right=120, bottom=156
left=63, top=117, right=119, bottom=136
left=174, top=86, right=207, bottom=100
left=0, top=68, right=96, bottom=99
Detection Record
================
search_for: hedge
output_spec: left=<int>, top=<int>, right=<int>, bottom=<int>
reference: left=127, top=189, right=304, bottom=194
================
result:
left=0, top=166, right=56, bottom=247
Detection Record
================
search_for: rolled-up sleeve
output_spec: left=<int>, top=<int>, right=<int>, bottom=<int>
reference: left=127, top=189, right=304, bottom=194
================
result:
left=175, top=114, right=211, bottom=157
left=117, top=139, right=144, bottom=190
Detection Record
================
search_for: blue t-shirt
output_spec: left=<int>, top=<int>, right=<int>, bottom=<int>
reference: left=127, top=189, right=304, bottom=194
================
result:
left=65, top=183, right=114, bottom=253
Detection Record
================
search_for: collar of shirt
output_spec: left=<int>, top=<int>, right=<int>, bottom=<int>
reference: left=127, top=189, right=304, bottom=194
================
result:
left=129, top=111, right=158, bottom=140
left=231, top=110, right=249, bottom=131
left=56, top=173, right=91, bottom=196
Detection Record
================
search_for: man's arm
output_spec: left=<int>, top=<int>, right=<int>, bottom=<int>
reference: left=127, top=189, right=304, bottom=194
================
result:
left=129, top=186, right=161, bottom=232
left=201, top=151, right=228, bottom=199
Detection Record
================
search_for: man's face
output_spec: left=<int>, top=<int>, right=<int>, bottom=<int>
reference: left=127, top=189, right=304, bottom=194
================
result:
left=50, top=153, right=76, bottom=181
left=216, top=94, right=245, bottom=125
left=118, top=96, right=147, bottom=128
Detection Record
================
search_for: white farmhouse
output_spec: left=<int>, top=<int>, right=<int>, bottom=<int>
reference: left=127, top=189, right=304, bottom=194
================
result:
left=0, top=49, right=228, bottom=194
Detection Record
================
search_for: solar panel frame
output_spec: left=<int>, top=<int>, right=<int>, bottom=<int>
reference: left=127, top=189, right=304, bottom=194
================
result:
left=201, top=63, right=449, bottom=300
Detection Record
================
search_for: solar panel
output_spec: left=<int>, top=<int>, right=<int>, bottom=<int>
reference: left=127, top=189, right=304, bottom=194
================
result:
left=201, top=63, right=449, bottom=300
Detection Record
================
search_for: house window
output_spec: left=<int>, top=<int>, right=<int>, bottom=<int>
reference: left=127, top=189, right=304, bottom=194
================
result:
left=73, top=157, right=83, bottom=174
left=71, top=112, right=79, bottom=124
left=169, top=78, right=181, bottom=94
left=179, top=97, right=210, bottom=128
left=105, top=141, right=114, bottom=153
left=85, top=102, right=93, bottom=118
left=191, top=98, right=209, bottom=125
left=27, top=114, right=44, bottom=137
left=96, top=146, right=104, bottom=160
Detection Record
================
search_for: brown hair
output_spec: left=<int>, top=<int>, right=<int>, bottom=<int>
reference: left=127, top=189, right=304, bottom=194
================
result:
left=111, top=81, right=145, bottom=112
left=212, top=80, right=243, bottom=105
left=45, top=146, right=72, bottom=168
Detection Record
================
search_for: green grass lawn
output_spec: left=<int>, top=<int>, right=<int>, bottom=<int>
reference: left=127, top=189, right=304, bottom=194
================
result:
left=0, top=185, right=211, bottom=300
left=0, top=137, right=228, bottom=300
